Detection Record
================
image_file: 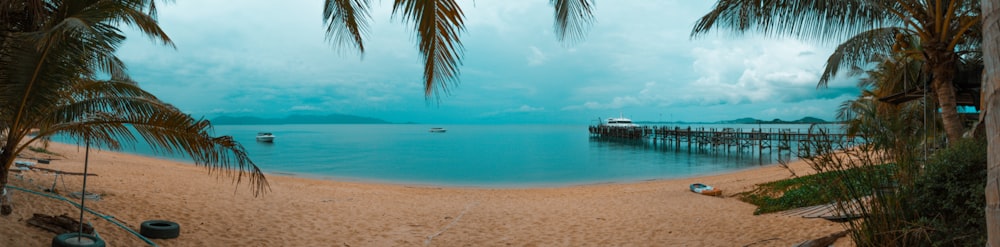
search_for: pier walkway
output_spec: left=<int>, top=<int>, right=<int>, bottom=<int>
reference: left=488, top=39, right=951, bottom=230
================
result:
left=588, top=125, right=858, bottom=155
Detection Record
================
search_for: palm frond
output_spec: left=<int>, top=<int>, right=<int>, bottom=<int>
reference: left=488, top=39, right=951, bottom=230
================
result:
left=108, top=0, right=174, bottom=48
left=323, top=0, right=371, bottom=54
left=691, top=0, right=899, bottom=43
left=550, top=0, right=595, bottom=44
left=392, top=0, right=465, bottom=98
left=30, top=78, right=270, bottom=196
left=819, top=27, right=901, bottom=87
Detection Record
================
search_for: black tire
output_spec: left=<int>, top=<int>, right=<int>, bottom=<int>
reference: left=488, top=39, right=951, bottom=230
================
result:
left=51, top=233, right=106, bottom=247
left=140, top=220, right=180, bottom=239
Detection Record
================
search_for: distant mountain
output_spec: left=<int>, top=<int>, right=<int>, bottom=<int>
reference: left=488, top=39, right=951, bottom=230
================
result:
left=718, top=117, right=830, bottom=124
left=638, top=117, right=831, bottom=125
left=211, top=114, right=390, bottom=125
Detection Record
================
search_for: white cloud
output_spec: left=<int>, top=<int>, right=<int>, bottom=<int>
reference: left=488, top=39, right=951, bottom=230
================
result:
left=289, top=105, right=320, bottom=111
left=527, top=46, right=546, bottom=66
left=116, top=1, right=855, bottom=123
left=481, top=105, right=545, bottom=117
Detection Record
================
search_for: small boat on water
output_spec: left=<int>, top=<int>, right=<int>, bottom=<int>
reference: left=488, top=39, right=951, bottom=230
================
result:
left=429, top=127, right=447, bottom=133
left=690, top=183, right=722, bottom=196
left=256, top=132, right=275, bottom=142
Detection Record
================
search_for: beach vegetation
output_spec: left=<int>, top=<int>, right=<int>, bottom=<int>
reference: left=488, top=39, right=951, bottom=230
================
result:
left=692, top=1, right=994, bottom=245
left=321, top=0, right=596, bottom=99
left=739, top=164, right=895, bottom=215
left=0, top=0, right=268, bottom=215
left=27, top=146, right=57, bottom=156
left=910, top=137, right=987, bottom=246
left=692, top=0, right=982, bottom=145
left=786, top=129, right=985, bottom=246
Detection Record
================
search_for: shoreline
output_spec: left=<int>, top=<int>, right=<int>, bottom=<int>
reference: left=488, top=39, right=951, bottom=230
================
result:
left=2, top=141, right=848, bottom=246
left=83, top=145, right=798, bottom=190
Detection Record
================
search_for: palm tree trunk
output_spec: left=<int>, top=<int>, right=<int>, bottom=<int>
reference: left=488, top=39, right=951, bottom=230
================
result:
left=0, top=142, right=16, bottom=216
left=983, top=0, right=1000, bottom=245
left=926, top=48, right=965, bottom=144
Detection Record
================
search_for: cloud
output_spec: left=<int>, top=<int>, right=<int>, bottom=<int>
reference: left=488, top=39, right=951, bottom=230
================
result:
left=562, top=96, right=642, bottom=110
left=115, top=1, right=858, bottom=124
left=527, top=46, right=546, bottom=66
left=289, top=105, right=320, bottom=111
left=481, top=105, right=545, bottom=117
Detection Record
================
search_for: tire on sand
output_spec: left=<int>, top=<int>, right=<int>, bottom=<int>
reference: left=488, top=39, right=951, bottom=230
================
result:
left=52, top=232, right=106, bottom=247
left=140, top=220, right=180, bottom=239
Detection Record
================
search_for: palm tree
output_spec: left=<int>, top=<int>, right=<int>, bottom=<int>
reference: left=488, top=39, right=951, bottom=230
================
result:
left=322, top=0, right=596, bottom=98
left=983, top=0, right=999, bottom=245
left=838, top=54, right=931, bottom=145
left=0, top=0, right=268, bottom=215
left=691, top=0, right=981, bottom=144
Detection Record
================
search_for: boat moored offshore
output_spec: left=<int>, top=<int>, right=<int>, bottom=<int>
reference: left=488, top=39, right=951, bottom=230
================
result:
left=256, top=132, right=276, bottom=142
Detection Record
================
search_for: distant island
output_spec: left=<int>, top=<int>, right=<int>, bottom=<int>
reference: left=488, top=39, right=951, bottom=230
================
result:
left=211, top=114, right=390, bottom=125
left=636, top=117, right=831, bottom=125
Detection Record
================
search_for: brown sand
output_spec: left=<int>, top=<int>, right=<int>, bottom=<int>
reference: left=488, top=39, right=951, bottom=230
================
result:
left=1, top=142, right=849, bottom=246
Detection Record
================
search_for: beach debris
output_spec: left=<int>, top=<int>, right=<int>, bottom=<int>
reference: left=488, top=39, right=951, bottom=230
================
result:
left=792, top=230, right=849, bottom=247
left=742, top=237, right=779, bottom=247
left=69, top=191, right=101, bottom=201
left=26, top=213, right=94, bottom=234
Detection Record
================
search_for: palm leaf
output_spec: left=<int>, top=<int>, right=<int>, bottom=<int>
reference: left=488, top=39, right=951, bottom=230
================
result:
left=818, top=27, right=901, bottom=87
left=323, top=0, right=371, bottom=53
left=392, top=0, right=465, bottom=98
left=550, top=0, right=595, bottom=43
left=31, top=79, right=270, bottom=195
left=692, top=0, right=899, bottom=42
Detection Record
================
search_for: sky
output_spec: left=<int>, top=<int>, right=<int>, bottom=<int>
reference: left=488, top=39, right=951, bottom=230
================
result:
left=117, top=1, right=861, bottom=124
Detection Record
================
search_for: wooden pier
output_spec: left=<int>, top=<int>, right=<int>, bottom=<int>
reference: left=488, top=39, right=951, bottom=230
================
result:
left=588, top=125, right=857, bottom=155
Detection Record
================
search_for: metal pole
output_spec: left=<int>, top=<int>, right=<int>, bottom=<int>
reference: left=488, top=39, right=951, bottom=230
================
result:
left=77, top=138, right=91, bottom=240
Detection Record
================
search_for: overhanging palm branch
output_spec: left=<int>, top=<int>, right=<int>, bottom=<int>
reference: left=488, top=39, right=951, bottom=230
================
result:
left=322, top=0, right=596, bottom=98
left=392, top=0, right=466, bottom=98
left=820, top=28, right=904, bottom=87
left=551, top=0, right=595, bottom=43
left=0, top=0, right=267, bottom=215
left=691, top=0, right=901, bottom=42
left=26, top=78, right=270, bottom=195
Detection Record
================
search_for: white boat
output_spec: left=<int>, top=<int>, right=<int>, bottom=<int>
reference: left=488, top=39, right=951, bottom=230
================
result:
left=429, top=127, right=447, bottom=133
left=602, top=113, right=638, bottom=127
left=256, top=132, right=275, bottom=142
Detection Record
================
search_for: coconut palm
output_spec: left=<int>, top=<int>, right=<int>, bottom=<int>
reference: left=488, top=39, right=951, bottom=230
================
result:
left=838, top=54, right=931, bottom=144
left=983, top=0, right=999, bottom=245
left=322, top=0, right=596, bottom=98
left=0, top=0, right=268, bottom=215
left=691, top=0, right=981, bottom=144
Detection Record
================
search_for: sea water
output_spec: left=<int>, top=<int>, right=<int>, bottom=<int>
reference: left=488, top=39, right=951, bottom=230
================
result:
left=58, top=124, right=832, bottom=187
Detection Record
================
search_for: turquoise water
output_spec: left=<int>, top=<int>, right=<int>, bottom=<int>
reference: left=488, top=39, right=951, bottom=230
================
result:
left=65, top=124, right=828, bottom=187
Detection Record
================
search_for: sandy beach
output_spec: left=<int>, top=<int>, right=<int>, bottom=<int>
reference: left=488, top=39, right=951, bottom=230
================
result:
left=1, top=141, right=849, bottom=246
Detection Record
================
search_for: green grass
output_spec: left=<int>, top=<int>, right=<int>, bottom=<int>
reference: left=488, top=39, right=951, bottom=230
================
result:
left=28, top=146, right=58, bottom=155
left=739, top=165, right=894, bottom=215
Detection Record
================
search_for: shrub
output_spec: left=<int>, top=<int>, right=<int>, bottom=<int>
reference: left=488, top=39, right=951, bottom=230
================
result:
left=909, top=137, right=987, bottom=246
